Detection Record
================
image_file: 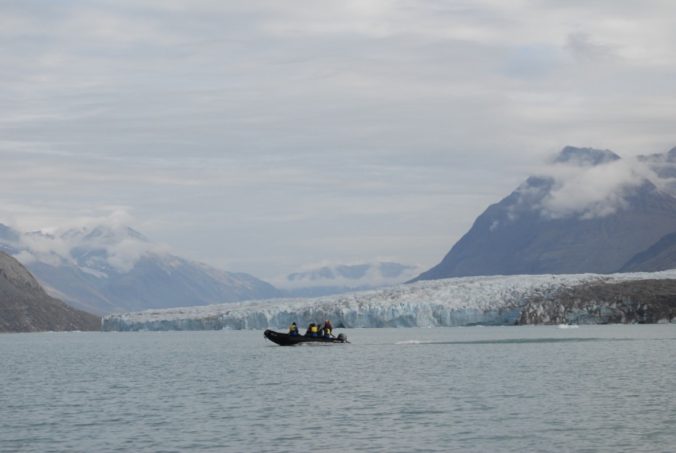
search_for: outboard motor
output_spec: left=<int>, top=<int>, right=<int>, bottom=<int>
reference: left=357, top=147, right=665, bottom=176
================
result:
left=337, top=333, right=347, bottom=343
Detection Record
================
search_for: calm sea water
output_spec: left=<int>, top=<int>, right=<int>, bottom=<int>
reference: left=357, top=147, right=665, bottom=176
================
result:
left=1, top=325, right=675, bottom=452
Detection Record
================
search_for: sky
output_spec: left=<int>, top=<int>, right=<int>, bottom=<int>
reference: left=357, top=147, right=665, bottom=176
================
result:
left=1, top=0, right=676, bottom=282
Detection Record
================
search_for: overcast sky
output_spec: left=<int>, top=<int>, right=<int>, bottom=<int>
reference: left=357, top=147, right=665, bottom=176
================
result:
left=2, top=0, right=676, bottom=281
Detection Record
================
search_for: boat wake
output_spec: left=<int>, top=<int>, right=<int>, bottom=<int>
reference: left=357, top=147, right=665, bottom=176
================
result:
left=395, top=340, right=433, bottom=345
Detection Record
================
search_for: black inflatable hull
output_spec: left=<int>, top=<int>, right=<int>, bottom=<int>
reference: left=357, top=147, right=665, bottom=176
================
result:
left=264, top=329, right=348, bottom=346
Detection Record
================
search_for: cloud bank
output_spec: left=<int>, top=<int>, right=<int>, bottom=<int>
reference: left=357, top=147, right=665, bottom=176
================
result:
left=514, top=148, right=663, bottom=220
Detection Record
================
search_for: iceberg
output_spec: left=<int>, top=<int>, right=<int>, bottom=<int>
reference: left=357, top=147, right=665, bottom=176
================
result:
left=101, top=271, right=676, bottom=331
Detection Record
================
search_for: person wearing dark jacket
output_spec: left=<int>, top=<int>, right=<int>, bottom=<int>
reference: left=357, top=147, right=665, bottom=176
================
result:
left=323, top=320, right=333, bottom=337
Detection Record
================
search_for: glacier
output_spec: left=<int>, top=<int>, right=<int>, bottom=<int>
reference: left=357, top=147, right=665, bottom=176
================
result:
left=101, top=271, right=676, bottom=331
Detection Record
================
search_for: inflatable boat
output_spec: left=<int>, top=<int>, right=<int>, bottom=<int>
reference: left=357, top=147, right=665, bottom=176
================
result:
left=264, top=329, right=348, bottom=346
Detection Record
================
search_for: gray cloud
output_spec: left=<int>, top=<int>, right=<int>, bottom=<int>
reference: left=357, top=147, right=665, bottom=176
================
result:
left=566, top=32, right=616, bottom=62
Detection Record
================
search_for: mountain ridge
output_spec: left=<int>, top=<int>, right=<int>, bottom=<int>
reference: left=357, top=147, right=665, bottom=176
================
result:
left=0, top=224, right=281, bottom=314
left=414, top=145, right=676, bottom=281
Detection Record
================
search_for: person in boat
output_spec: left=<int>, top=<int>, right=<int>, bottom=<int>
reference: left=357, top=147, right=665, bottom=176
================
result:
left=289, top=322, right=299, bottom=336
left=323, top=319, right=334, bottom=338
left=305, top=323, right=319, bottom=337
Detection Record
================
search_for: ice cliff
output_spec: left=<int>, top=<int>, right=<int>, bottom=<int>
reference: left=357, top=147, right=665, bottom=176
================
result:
left=101, top=271, right=676, bottom=331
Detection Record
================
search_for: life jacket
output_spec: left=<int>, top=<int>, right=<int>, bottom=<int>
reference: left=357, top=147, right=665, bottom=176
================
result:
left=289, top=324, right=298, bottom=335
left=310, top=325, right=318, bottom=333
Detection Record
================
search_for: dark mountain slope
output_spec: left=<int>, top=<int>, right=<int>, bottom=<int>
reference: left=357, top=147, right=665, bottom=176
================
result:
left=619, top=232, right=676, bottom=272
left=0, top=252, right=100, bottom=332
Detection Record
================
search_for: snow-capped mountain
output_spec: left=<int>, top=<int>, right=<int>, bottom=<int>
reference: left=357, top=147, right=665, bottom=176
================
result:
left=279, top=262, right=421, bottom=297
left=0, top=224, right=280, bottom=314
left=414, top=146, right=676, bottom=281
left=101, top=270, right=676, bottom=331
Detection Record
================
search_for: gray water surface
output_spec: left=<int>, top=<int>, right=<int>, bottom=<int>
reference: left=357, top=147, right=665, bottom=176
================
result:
left=2, top=325, right=675, bottom=452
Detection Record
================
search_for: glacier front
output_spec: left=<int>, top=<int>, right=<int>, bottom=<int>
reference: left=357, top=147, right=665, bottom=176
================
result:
left=101, top=271, right=676, bottom=331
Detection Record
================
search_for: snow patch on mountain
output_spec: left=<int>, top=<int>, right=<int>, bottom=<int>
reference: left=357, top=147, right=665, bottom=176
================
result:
left=3, top=223, right=167, bottom=274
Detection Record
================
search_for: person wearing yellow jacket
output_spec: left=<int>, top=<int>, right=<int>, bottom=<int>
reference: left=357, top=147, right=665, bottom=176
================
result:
left=288, top=322, right=299, bottom=336
left=305, top=323, right=319, bottom=337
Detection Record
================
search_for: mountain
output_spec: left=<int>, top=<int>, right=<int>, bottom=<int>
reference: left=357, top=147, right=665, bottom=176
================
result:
left=638, top=146, right=676, bottom=181
left=0, top=251, right=100, bottom=332
left=101, top=270, right=676, bottom=331
left=279, top=262, right=420, bottom=297
left=619, top=232, right=676, bottom=272
left=0, top=224, right=280, bottom=314
left=414, top=146, right=676, bottom=281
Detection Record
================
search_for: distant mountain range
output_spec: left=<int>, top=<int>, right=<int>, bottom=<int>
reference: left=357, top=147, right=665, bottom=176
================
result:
left=415, top=146, right=676, bottom=281
left=279, top=262, right=420, bottom=297
left=0, top=251, right=100, bottom=332
left=0, top=224, right=280, bottom=314
left=0, top=222, right=422, bottom=313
